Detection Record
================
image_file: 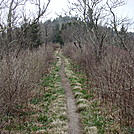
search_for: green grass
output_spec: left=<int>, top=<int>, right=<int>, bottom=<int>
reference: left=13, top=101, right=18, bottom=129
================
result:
left=37, top=115, right=49, bottom=122
left=64, top=58, right=115, bottom=134
left=2, top=53, right=68, bottom=134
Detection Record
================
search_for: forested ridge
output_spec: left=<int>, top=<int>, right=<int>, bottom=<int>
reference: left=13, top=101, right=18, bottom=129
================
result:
left=0, top=0, right=134, bottom=134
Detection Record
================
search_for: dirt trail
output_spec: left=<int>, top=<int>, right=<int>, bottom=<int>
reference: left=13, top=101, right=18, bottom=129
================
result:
left=60, top=56, right=82, bottom=134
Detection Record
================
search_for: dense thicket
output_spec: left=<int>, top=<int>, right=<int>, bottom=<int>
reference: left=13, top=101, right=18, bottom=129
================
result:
left=61, top=1, right=134, bottom=132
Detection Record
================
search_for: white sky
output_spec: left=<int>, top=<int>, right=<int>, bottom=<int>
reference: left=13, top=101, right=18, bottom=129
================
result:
left=48, top=0, right=134, bottom=19
left=48, top=0, right=69, bottom=19
left=48, top=0, right=134, bottom=31
left=117, top=0, right=134, bottom=19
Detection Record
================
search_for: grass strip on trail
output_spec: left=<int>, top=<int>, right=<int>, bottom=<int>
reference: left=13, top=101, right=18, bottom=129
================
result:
left=63, top=57, right=119, bottom=134
left=2, top=50, right=68, bottom=134
left=35, top=56, right=68, bottom=134
left=63, top=57, right=99, bottom=134
left=63, top=56, right=126, bottom=134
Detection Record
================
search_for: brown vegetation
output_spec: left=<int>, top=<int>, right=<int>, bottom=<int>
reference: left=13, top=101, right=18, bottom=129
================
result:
left=0, top=44, right=56, bottom=131
left=63, top=42, right=134, bottom=132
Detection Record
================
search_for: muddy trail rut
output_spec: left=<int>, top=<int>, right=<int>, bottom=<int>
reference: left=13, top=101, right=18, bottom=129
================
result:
left=60, top=56, right=82, bottom=134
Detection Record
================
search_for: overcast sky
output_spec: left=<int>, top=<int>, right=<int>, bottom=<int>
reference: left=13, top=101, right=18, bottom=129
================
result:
left=48, top=0, right=69, bottom=18
left=48, top=0, right=134, bottom=30
left=49, top=0, right=134, bottom=18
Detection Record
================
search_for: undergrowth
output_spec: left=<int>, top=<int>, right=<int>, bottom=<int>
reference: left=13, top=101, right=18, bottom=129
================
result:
left=63, top=57, right=127, bottom=134
left=1, top=50, right=68, bottom=134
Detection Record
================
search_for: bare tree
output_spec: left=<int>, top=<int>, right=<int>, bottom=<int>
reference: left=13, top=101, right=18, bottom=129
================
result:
left=7, top=0, right=25, bottom=42
left=106, top=0, right=133, bottom=51
left=63, top=0, right=134, bottom=131
left=0, top=0, right=51, bottom=53
left=30, top=0, right=51, bottom=23
left=0, top=0, right=54, bottom=132
left=68, top=0, right=132, bottom=61
left=68, top=0, right=108, bottom=60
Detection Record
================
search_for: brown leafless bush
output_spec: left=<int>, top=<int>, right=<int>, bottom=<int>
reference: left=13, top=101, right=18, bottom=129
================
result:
left=0, top=44, right=55, bottom=129
left=63, top=43, right=134, bottom=130
left=95, top=46, right=134, bottom=128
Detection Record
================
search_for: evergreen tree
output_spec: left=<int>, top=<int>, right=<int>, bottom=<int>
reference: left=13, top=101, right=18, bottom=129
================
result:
left=30, top=22, right=42, bottom=48
left=21, top=22, right=43, bottom=49
left=52, top=23, right=64, bottom=45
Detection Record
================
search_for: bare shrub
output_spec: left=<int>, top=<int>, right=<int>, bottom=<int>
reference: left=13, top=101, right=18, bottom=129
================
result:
left=95, top=46, right=134, bottom=128
left=0, top=44, right=55, bottom=129
left=63, top=43, right=134, bottom=130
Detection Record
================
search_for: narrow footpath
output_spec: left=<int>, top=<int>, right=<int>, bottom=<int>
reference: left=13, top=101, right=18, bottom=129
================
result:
left=1, top=49, right=99, bottom=134
left=60, top=56, right=82, bottom=134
